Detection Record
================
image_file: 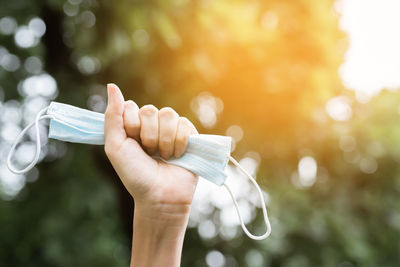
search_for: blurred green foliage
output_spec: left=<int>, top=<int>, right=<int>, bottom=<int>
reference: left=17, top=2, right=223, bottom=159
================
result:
left=1, top=0, right=400, bottom=266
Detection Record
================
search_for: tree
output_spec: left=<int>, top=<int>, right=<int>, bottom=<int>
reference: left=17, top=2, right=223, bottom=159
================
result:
left=4, top=0, right=399, bottom=266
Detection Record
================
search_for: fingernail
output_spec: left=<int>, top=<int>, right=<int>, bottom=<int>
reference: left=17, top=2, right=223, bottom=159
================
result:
left=107, top=83, right=115, bottom=103
left=107, top=83, right=112, bottom=96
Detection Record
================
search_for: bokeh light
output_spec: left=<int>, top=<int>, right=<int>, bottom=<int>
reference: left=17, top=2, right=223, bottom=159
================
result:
left=2, top=0, right=400, bottom=265
left=14, top=26, right=37, bottom=48
left=0, top=53, right=20, bottom=72
left=205, top=250, right=225, bottom=267
left=338, top=0, right=400, bottom=97
left=291, top=156, right=318, bottom=188
left=24, top=56, right=43, bottom=74
left=326, top=96, right=352, bottom=121
left=0, top=16, right=17, bottom=35
left=190, top=92, right=223, bottom=129
left=28, top=17, right=46, bottom=38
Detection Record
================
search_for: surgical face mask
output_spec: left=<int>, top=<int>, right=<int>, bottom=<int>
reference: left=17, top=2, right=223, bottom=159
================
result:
left=7, top=102, right=271, bottom=240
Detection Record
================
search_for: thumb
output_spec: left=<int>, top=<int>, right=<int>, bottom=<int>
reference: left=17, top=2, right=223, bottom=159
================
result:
left=104, top=83, right=126, bottom=148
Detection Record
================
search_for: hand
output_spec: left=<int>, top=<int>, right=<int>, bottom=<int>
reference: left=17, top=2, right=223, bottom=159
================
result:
left=104, top=83, right=199, bottom=213
left=105, top=84, right=199, bottom=266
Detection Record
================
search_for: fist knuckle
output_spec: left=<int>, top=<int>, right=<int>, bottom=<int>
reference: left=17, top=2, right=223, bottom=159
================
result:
left=140, top=105, right=158, bottom=116
left=159, top=107, right=178, bottom=119
left=125, top=100, right=138, bottom=109
left=179, top=116, right=191, bottom=126
left=179, top=117, right=197, bottom=134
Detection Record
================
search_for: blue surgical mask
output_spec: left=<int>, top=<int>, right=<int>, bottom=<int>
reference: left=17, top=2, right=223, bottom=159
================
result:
left=7, top=102, right=271, bottom=240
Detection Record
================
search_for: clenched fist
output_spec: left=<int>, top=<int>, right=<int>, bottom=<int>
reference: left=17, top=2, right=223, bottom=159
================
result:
left=104, top=83, right=199, bottom=267
left=104, top=83, right=199, bottom=208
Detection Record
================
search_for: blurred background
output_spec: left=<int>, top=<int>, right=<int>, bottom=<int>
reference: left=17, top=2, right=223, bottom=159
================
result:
left=1, top=0, right=400, bottom=266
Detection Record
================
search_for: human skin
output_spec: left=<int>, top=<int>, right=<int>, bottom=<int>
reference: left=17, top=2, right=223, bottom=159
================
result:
left=104, top=83, right=198, bottom=267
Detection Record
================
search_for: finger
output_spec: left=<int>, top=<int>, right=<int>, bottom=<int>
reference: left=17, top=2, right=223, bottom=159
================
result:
left=158, top=107, right=179, bottom=159
left=138, top=104, right=159, bottom=155
left=123, top=100, right=141, bottom=142
left=104, top=83, right=126, bottom=155
left=174, top=117, right=198, bottom=158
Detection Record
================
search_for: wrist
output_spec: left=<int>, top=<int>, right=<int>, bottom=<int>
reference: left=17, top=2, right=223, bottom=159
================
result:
left=134, top=201, right=191, bottom=230
left=131, top=204, right=190, bottom=267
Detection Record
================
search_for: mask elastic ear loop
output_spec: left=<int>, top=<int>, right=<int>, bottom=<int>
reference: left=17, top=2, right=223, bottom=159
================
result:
left=7, top=106, right=53, bottom=174
left=222, top=156, right=272, bottom=240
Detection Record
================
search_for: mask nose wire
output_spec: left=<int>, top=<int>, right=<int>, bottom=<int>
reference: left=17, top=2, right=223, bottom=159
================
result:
left=7, top=106, right=54, bottom=174
left=223, top=156, right=272, bottom=241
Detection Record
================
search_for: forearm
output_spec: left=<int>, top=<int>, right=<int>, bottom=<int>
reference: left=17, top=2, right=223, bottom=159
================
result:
left=130, top=203, right=190, bottom=267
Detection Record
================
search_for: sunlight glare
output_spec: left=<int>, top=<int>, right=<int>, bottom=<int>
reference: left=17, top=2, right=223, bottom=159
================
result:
left=338, top=0, right=400, bottom=97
